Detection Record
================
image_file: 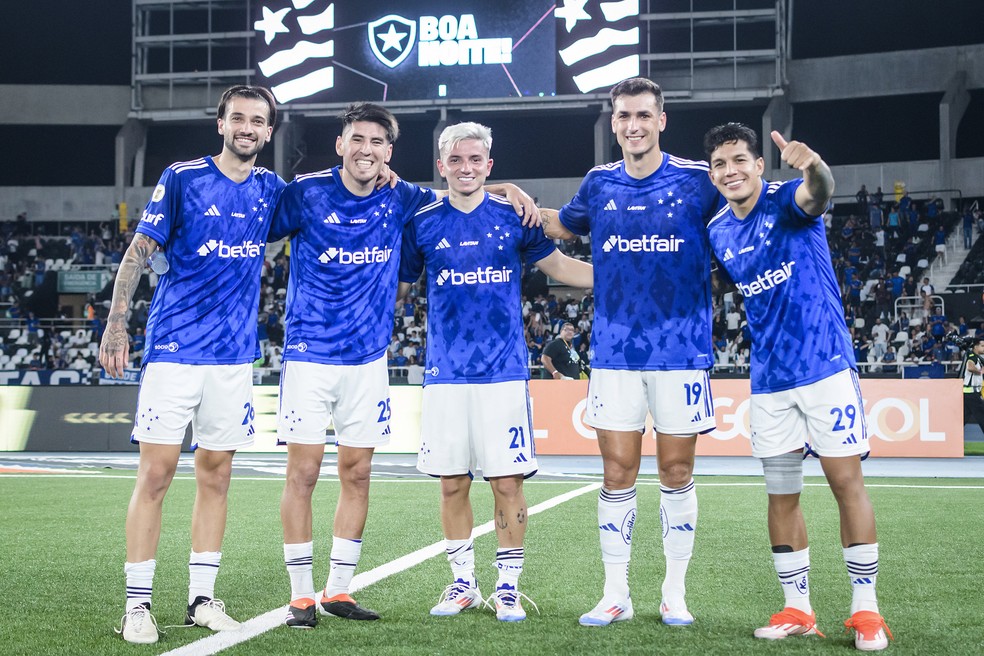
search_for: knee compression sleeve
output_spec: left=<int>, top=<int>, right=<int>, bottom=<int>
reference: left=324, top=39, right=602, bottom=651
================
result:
left=761, top=452, right=804, bottom=495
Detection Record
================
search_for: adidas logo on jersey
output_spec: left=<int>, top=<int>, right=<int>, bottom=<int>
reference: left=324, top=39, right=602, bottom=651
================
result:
left=601, top=234, right=685, bottom=253
left=318, top=246, right=393, bottom=264
left=197, top=239, right=264, bottom=258
left=604, top=199, right=618, bottom=211
left=435, top=266, right=512, bottom=286
left=722, top=247, right=734, bottom=261
left=204, top=204, right=221, bottom=217
left=323, top=212, right=341, bottom=224
left=434, top=238, right=451, bottom=250
left=736, top=261, right=796, bottom=297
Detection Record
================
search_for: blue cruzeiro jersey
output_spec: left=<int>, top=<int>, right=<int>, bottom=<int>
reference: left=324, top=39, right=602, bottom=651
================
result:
left=559, top=154, right=720, bottom=370
left=269, top=167, right=435, bottom=364
left=399, top=193, right=555, bottom=385
left=707, top=178, right=856, bottom=393
left=136, top=156, right=285, bottom=365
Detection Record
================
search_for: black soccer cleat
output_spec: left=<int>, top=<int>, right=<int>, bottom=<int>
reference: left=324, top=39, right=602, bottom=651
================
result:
left=318, top=593, right=380, bottom=621
left=285, top=598, right=318, bottom=629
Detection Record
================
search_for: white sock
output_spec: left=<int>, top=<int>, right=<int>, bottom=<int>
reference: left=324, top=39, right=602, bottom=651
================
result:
left=844, top=543, right=880, bottom=614
left=446, top=538, right=476, bottom=587
left=124, top=559, right=156, bottom=611
left=188, top=550, right=221, bottom=605
left=773, top=548, right=812, bottom=613
left=659, top=479, right=697, bottom=604
left=324, top=536, right=362, bottom=597
left=598, top=486, right=636, bottom=599
left=495, top=547, right=524, bottom=590
left=284, top=541, right=315, bottom=602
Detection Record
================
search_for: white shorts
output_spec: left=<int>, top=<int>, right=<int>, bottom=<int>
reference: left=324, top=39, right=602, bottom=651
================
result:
left=278, top=357, right=391, bottom=448
left=585, top=368, right=716, bottom=435
left=417, top=380, right=537, bottom=479
left=750, top=368, right=869, bottom=459
left=132, top=362, right=255, bottom=451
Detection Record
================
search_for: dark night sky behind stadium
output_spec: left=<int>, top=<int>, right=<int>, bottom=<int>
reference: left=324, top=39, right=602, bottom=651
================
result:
left=2, top=0, right=983, bottom=185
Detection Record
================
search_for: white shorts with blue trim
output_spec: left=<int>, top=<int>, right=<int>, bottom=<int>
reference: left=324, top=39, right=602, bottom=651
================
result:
left=132, top=362, right=254, bottom=451
left=417, top=380, right=537, bottom=479
left=277, top=357, right=391, bottom=448
left=585, top=368, right=716, bottom=435
left=750, top=368, right=869, bottom=459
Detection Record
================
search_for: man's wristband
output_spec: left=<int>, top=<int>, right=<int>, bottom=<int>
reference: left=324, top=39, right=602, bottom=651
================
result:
left=551, top=370, right=560, bottom=377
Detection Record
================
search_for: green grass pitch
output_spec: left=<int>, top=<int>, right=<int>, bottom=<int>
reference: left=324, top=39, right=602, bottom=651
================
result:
left=2, top=473, right=983, bottom=655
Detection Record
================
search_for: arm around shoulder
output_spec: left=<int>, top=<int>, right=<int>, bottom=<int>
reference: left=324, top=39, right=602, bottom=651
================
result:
left=541, top=208, right=576, bottom=240
left=534, top=249, right=592, bottom=289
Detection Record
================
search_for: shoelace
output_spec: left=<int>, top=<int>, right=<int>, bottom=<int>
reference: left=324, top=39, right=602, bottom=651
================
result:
left=844, top=613, right=894, bottom=641
left=115, top=606, right=164, bottom=637
left=437, top=582, right=481, bottom=605
left=166, top=598, right=232, bottom=629
left=768, top=610, right=825, bottom=638
left=483, top=589, right=540, bottom=616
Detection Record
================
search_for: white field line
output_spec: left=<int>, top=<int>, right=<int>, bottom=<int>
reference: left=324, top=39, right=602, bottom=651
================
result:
left=1, top=474, right=982, bottom=491
left=158, top=482, right=602, bottom=656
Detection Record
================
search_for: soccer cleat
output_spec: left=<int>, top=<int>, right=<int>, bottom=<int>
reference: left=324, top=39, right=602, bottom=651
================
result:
left=754, top=607, right=824, bottom=640
left=483, top=583, right=537, bottom=622
left=578, top=595, right=634, bottom=627
left=660, top=599, right=695, bottom=626
left=430, top=579, right=483, bottom=616
left=185, top=596, right=242, bottom=631
left=845, top=610, right=893, bottom=651
left=319, top=593, right=380, bottom=620
left=115, top=603, right=160, bottom=644
left=285, top=597, right=318, bottom=629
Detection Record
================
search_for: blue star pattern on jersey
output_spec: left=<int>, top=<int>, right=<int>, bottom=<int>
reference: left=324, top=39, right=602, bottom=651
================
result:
left=707, top=179, right=855, bottom=393
left=136, top=156, right=286, bottom=364
left=559, top=155, right=720, bottom=370
left=399, top=194, right=555, bottom=385
left=269, top=167, right=435, bottom=364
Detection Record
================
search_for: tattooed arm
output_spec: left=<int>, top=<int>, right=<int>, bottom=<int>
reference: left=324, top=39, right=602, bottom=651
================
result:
left=99, top=233, right=159, bottom=378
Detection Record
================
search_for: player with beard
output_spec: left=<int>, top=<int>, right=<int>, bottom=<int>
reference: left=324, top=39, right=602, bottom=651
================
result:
left=101, top=85, right=285, bottom=644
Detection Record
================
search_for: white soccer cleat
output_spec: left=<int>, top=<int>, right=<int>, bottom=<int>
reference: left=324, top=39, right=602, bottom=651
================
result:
left=430, top=579, right=483, bottom=616
left=845, top=610, right=892, bottom=651
left=185, top=597, right=242, bottom=631
left=484, top=584, right=537, bottom=622
left=116, top=604, right=160, bottom=644
left=754, top=607, right=823, bottom=640
left=660, top=599, right=695, bottom=626
left=578, top=595, right=634, bottom=627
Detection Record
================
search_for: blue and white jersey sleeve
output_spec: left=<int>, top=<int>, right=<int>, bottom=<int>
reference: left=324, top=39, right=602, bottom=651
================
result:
left=140, top=157, right=285, bottom=365
left=558, top=156, right=719, bottom=371
left=136, top=167, right=180, bottom=247
left=279, top=169, right=435, bottom=365
left=402, top=194, right=553, bottom=385
left=707, top=179, right=855, bottom=393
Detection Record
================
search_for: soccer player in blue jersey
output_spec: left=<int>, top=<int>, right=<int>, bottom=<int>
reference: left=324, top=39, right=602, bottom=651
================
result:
left=99, top=85, right=285, bottom=644
left=704, top=123, right=892, bottom=651
left=399, top=122, right=592, bottom=622
left=269, top=105, right=538, bottom=628
left=542, top=77, right=719, bottom=628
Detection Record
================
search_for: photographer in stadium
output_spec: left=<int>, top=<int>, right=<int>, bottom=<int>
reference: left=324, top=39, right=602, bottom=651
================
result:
left=956, top=334, right=984, bottom=433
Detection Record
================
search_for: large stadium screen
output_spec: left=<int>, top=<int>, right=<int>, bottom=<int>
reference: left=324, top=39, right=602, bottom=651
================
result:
left=253, top=1, right=640, bottom=104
